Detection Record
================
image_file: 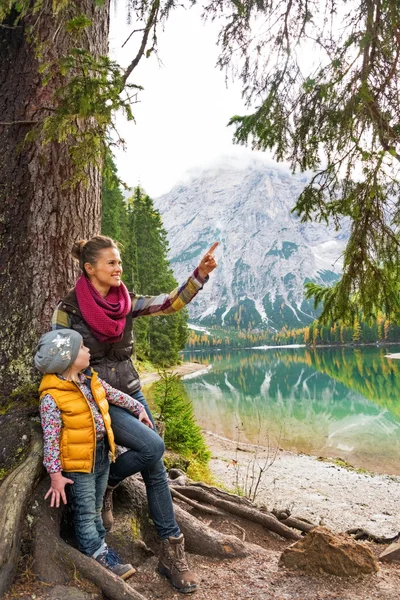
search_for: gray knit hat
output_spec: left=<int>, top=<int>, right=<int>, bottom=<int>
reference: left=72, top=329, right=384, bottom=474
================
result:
left=35, top=329, right=82, bottom=374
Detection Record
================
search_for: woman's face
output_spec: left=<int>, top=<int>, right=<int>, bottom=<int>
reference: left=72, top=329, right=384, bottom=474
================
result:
left=84, top=248, right=123, bottom=291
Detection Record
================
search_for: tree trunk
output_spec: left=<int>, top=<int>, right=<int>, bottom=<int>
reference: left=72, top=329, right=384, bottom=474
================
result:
left=0, top=0, right=110, bottom=394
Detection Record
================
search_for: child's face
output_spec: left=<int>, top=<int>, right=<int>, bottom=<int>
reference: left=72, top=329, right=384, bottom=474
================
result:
left=73, top=343, right=91, bottom=372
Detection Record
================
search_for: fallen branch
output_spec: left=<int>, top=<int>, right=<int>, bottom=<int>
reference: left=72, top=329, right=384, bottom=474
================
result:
left=228, top=521, right=246, bottom=542
left=0, top=425, right=44, bottom=597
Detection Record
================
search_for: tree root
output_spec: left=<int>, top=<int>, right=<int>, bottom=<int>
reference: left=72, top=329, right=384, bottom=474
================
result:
left=53, top=538, right=146, bottom=600
left=173, top=502, right=248, bottom=557
left=33, top=478, right=147, bottom=600
left=0, top=425, right=44, bottom=597
left=174, top=485, right=301, bottom=540
left=170, top=487, right=226, bottom=516
left=120, top=477, right=248, bottom=557
left=188, top=481, right=254, bottom=506
left=272, top=510, right=316, bottom=533
left=277, top=515, right=315, bottom=533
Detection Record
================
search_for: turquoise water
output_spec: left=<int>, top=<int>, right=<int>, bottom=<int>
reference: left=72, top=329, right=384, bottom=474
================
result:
left=181, top=346, right=400, bottom=475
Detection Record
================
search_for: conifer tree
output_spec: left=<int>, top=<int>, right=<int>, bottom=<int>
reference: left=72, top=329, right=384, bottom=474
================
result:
left=101, top=176, right=189, bottom=365
left=101, top=153, right=128, bottom=244
left=127, top=186, right=189, bottom=365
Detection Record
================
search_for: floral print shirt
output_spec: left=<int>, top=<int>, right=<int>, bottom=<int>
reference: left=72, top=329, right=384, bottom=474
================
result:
left=40, top=371, right=144, bottom=473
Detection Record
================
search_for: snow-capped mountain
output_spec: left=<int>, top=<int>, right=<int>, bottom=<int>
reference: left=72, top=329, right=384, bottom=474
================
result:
left=154, top=156, right=348, bottom=330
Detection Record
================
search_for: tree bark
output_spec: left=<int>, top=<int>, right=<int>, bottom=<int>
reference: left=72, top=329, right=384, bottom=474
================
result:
left=0, top=0, right=110, bottom=394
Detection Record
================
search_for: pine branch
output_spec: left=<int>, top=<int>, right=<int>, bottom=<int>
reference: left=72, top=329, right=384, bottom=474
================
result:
left=122, top=0, right=160, bottom=86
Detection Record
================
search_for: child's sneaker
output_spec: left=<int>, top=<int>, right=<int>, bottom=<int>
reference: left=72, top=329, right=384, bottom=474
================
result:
left=95, top=547, right=135, bottom=580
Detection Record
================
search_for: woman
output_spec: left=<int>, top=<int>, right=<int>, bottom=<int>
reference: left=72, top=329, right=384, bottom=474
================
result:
left=52, top=234, right=218, bottom=594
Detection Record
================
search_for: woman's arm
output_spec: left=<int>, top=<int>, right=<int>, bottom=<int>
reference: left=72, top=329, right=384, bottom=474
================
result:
left=131, top=268, right=207, bottom=318
left=131, top=242, right=218, bottom=318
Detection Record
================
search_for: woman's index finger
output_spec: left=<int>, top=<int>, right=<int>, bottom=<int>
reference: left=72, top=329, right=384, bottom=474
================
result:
left=206, top=242, right=219, bottom=255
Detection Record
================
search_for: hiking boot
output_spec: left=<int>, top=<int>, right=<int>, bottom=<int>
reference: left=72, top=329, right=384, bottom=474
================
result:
left=95, top=547, right=135, bottom=580
left=102, top=484, right=117, bottom=532
left=158, top=534, right=197, bottom=593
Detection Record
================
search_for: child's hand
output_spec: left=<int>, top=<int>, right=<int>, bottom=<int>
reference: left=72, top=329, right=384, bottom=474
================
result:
left=138, top=409, right=154, bottom=429
left=45, top=472, right=74, bottom=508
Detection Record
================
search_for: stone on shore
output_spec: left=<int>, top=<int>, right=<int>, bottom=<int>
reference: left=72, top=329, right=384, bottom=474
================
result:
left=279, top=526, right=378, bottom=576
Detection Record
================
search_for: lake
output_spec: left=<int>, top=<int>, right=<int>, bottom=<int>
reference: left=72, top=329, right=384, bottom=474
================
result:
left=180, top=345, right=400, bottom=475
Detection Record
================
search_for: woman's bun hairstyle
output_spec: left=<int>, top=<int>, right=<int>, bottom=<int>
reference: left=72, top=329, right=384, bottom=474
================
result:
left=71, top=235, right=118, bottom=274
left=71, top=239, right=87, bottom=263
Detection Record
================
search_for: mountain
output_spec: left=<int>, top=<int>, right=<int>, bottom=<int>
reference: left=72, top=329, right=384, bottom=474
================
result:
left=154, top=156, right=348, bottom=330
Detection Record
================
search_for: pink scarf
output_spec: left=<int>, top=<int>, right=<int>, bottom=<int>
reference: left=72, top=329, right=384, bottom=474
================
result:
left=75, top=274, right=132, bottom=343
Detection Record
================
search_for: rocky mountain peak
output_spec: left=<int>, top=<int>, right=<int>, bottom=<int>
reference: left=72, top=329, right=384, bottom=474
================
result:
left=155, top=156, right=347, bottom=330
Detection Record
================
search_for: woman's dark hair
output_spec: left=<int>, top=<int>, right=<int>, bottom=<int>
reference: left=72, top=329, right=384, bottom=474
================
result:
left=71, top=235, right=119, bottom=274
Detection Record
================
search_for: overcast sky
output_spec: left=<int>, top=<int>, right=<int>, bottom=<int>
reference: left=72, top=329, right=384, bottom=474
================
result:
left=109, top=7, right=271, bottom=197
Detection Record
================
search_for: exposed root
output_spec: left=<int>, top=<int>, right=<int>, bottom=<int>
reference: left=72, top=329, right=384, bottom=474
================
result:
left=121, top=476, right=248, bottom=557
left=175, top=485, right=301, bottom=541
left=32, top=479, right=147, bottom=599
left=170, top=487, right=225, bottom=516
left=0, top=425, right=43, bottom=597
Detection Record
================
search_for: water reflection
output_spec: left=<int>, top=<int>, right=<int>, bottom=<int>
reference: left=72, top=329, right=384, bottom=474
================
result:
left=182, top=346, right=400, bottom=475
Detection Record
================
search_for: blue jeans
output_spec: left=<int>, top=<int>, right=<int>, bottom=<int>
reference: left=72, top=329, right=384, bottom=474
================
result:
left=65, top=438, right=110, bottom=556
left=108, top=390, right=181, bottom=540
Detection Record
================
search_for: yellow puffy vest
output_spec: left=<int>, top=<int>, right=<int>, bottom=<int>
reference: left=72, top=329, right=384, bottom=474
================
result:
left=39, top=370, right=116, bottom=473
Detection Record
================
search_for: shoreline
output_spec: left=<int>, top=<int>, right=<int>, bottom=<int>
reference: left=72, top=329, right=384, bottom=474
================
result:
left=181, top=340, right=400, bottom=352
left=204, top=430, right=400, bottom=538
left=139, top=361, right=209, bottom=386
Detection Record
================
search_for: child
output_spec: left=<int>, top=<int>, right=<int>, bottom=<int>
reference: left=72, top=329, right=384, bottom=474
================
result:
left=35, top=328, right=153, bottom=579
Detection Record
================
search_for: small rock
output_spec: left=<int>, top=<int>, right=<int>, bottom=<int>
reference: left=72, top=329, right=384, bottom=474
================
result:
left=279, top=526, right=378, bottom=576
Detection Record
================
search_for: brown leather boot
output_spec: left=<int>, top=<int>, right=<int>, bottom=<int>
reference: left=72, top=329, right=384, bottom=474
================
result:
left=158, top=534, right=197, bottom=593
left=102, top=484, right=117, bottom=532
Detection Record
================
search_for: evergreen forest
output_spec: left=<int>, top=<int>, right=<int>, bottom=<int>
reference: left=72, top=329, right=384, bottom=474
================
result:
left=186, top=314, right=400, bottom=350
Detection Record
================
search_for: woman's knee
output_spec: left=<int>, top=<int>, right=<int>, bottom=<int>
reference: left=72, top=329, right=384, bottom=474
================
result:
left=145, top=433, right=165, bottom=464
